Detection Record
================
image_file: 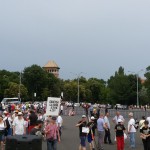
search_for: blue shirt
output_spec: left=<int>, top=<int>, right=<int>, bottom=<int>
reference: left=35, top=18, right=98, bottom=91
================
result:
left=97, top=118, right=105, bottom=131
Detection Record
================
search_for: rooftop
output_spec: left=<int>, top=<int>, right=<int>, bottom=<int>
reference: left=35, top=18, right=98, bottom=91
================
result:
left=43, top=60, right=59, bottom=68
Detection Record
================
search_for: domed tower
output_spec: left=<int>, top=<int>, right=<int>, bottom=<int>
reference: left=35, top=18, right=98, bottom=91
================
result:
left=43, top=60, right=60, bottom=78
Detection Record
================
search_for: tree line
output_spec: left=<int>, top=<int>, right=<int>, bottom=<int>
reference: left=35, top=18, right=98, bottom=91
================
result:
left=0, top=65, right=150, bottom=105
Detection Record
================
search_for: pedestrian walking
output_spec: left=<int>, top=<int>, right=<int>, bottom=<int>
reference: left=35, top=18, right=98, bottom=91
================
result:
left=127, top=112, right=136, bottom=149
left=112, top=111, right=125, bottom=125
left=115, top=119, right=126, bottom=150
left=97, top=113, right=106, bottom=150
left=87, top=116, right=96, bottom=150
left=104, top=112, right=113, bottom=145
left=140, top=120, right=150, bottom=150
left=76, top=115, right=87, bottom=150
left=45, top=116, right=60, bottom=150
left=12, top=112, right=26, bottom=135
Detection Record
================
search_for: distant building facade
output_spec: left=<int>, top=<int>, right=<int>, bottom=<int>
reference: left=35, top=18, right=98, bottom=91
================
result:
left=43, top=60, right=60, bottom=78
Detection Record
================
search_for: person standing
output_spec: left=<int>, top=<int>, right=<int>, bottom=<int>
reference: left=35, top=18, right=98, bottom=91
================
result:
left=104, top=112, right=113, bottom=144
left=128, top=112, right=136, bottom=149
left=0, top=116, right=6, bottom=150
left=12, top=112, right=26, bottom=135
left=87, top=116, right=96, bottom=150
left=76, top=115, right=87, bottom=150
left=56, top=113, right=63, bottom=138
left=28, top=110, right=38, bottom=133
left=97, top=113, right=106, bottom=150
left=140, top=120, right=150, bottom=150
left=60, top=104, right=64, bottom=115
left=112, top=111, right=125, bottom=125
left=45, top=117, right=60, bottom=150
left=115, top=119, right=126, bottom=150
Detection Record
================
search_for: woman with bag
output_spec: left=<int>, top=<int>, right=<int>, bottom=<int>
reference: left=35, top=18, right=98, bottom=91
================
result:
left=140, top=120, right=150, bottom=150
left=0, top=115, right=6, bottom=150
left=45, top=116, right=60, bottom=150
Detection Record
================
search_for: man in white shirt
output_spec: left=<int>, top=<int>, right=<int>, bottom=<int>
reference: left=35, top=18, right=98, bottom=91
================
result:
left=128, top=112, right=136, bottom=148
left=12, top=112, right=26, bottom=135
left=104, top=112, right=113, bottom=144
left=56, top=114, right=63, bottom=138
left=112, top=111, right=125, bottom=124
left=146, top=116, right=150, bottom=127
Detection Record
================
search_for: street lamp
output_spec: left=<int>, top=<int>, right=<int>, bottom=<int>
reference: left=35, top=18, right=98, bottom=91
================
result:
left=128, top=69, right=143, bottom=108
left=18, top=71, right=22, bottom=101
left=70, top=72, right=84, bottom=103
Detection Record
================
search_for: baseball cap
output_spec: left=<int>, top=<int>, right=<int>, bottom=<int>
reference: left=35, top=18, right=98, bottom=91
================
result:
left=118, top=119, right=123, bottom=123
left=128, top=112, right=133, bottom=117
left=82, top=115, right=86, bottom=118
left=3, top=111, right=8, bottom=114
left=91, top=116, right=95, bottom=120
left=18, top=112, right=23, bottom=115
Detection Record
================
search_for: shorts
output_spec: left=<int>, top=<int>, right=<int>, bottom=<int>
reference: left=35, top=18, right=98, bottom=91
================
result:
left=80, top=136, right=86, bottom=147
left=88, top=134, right=93, bottom=143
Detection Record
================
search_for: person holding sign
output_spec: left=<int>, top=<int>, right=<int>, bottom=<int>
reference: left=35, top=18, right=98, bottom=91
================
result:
left=76, top=115, right=87, bottom=150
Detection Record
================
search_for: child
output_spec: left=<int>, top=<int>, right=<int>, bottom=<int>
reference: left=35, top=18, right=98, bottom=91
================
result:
left=115, top=119, right=126, bottom=150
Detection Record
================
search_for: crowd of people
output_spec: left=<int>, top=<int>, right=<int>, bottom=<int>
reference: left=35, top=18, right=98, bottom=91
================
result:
left=76, top=108, right=150, bottom=150
left=0, top=102, right=63, bottom=150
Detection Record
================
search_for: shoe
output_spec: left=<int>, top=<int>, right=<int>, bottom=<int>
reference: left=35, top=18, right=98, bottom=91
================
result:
left=109, top=143, right=114, bottom=145
left=104, top=142, right=108, bottom=144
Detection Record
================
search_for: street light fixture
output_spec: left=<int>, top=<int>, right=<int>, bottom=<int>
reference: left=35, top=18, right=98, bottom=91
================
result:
left=128, top=69, right=143, bottom=108
left=70, top=72, right=84, bottom=104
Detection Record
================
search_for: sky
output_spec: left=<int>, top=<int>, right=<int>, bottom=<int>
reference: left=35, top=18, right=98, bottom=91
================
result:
left=0, top=0, right=150, bottom=80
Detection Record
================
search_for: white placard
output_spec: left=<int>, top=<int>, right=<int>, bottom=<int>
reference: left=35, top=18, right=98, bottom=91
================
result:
left=46, top=97, right=61, bottom=116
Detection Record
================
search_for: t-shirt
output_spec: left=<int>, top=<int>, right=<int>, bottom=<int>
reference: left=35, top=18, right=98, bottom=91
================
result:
left=147, top=117, right=150, bottom=127
left=97, top=118, right=105, bottom=132
left=87, top=121, right=96, bottom=136
left=56, top=116, right=63, bottom=127
left=12, top=117, right=26, bottom=135
left=140, top=126, right=150, bottom=140
left=78, top=121, right=87, bottom=136
left=115, top=124, right=126, bottom=137
left=128, top=118, right=136, bottom=132
left=29, top=113, right=38, bottom=126
left=113, top=115, right=124, bottom=124
left=104, top=116, right=110, bottom=129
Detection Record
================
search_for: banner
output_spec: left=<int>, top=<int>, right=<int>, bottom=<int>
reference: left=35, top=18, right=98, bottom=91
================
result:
left=46, top=97, right=61, bottom=116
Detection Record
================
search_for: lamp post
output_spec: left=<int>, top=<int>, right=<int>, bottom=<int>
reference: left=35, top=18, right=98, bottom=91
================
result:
left=18, top=71, right=22, bottom=101
left=71, top=72, right=84, bottom=103
left=128, top=69, right=143, bottom=108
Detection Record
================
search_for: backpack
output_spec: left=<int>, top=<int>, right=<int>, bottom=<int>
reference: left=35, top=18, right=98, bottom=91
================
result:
left=5, top=118, right=10, bottom=130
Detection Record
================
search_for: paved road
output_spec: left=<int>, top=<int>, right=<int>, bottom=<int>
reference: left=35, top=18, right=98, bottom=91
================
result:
left=43, top=115, right=144, bottom=150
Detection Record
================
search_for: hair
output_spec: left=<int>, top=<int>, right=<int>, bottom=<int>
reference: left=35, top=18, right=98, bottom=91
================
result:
left=142, top=116, right=146, bottom=120
left=144, top=120, right=149, bottom=125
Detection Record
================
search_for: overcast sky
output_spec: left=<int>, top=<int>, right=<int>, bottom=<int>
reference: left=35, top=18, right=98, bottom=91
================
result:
left=0, top=0, right=150, bottom=80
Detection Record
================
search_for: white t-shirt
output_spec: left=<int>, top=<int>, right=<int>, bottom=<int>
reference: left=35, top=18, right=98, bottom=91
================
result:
left=147, top=117, right=150, bottom=127
left=128, top=118, right=136, bottom=132
left=104, top=116, right=110, bottom=129
left=113, top=115, right=125, bottom=124
left=60, top=105, right=63, bottom=111
left=12, top=117, right=26, bottom=135
left=3, top=116, right=12, bottom=128
left=56, top=116, right=63, bottom=127
left=0, top=122, right=5, bottom=130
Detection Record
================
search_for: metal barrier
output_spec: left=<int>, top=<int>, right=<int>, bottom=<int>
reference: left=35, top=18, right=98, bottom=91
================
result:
left=63, top=107, right=150, bottom=119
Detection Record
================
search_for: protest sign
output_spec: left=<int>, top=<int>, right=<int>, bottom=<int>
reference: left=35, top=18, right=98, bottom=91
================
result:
left=46, top=97, right=61, bottom=116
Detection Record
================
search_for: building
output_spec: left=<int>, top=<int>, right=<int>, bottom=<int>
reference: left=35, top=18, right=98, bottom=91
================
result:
left=43, top=60, right=60, bottom=78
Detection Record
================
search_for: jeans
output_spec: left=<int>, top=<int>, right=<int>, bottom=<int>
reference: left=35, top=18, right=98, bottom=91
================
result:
left=129, top=132, right=135, bottom=148
left=97, top=131, right=104, bottom=150
left=47, top=139, right=57, bottom=150
left=104, top=129, right=112, bottom=144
